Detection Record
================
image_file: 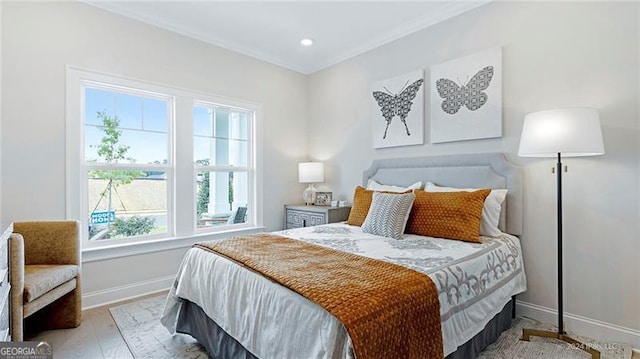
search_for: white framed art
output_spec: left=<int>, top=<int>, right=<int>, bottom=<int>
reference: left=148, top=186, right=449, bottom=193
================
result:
left=430, top=47, right=502, bottom=143
left=371, top=70, right=424, bottom=149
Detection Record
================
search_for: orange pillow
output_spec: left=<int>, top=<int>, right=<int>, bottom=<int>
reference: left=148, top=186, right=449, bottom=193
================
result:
left=346, top=186, right=411, bottom=226
left=346, top=186, right=376, bottom=226
left=406, top=189, right=491, bottom=243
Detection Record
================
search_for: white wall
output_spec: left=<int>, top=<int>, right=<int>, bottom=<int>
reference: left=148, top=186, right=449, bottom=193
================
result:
left=1, top=2, right=307, bottom=304
left=0, top=1, right=3, bottom=225
left=309, top=1, right=640, bottom=345
left=2, top=0, right=639, bottom=348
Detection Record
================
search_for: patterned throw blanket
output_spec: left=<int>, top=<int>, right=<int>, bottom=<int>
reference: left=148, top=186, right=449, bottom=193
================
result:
left=195, top=234, right=444, bottom=359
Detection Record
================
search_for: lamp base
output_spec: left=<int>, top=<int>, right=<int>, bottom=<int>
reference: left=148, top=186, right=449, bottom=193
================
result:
left=302, top=184, right=317, bottom=205
left=521, top=328, right=600, bottom=359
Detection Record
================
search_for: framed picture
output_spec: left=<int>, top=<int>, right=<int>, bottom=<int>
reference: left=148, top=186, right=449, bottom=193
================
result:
left=371, top=70, right=425, bottom=149
left=430, top=47, right=502, bottom=143
left=315, top=192, right=332, bottom=206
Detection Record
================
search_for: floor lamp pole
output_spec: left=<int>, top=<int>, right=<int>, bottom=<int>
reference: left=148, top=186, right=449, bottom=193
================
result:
left=557, top=152, right=564, bottom=335
left=521, top=153, right=600, bottom=359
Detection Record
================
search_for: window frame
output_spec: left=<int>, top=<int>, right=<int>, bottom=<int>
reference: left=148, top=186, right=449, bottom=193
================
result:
left=66, top=66, right=264, bottom=257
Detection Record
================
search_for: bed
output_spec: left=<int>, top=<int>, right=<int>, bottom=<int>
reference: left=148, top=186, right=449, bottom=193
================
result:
left=161, top=153, right=527, bottom=358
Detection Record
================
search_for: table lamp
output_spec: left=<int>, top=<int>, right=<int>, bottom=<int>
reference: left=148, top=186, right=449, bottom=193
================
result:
left=298, top=162, right=324, bottom=205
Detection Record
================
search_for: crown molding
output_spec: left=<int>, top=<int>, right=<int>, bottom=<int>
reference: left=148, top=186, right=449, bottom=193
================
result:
left=84, top=1, right=491, bottom=75
left=312, top=1, right=492, bottom=73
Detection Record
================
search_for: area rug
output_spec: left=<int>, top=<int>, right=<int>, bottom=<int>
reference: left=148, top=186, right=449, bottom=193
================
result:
left=478, top=317, right=632, bottom=359
left=110, top=295, right=633, bottom=359
left=109, top=295, right=208, bottom=359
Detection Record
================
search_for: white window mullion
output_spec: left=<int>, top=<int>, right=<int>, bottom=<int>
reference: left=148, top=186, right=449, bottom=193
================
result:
left=164, top=166, right=175, bottom=237
left=253, top=107, right=263, bottom=228
left=85, top=163, right=171, bottom=171
left=175, top=95, right=195, bottom=237
left=165, top=96, right=176, bottom=237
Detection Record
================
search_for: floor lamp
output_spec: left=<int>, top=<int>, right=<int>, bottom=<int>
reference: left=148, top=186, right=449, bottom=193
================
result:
left=518, top=108, right=605, bottom=359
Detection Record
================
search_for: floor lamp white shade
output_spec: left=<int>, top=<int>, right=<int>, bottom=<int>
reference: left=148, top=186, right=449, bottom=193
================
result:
left=518, top=107, right=604, bottom=157
left=298, top=162, right=324, bottom=205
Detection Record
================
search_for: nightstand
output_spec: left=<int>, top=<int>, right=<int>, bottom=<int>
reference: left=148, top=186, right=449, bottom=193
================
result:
left=284, top=205, right=351, bottom=229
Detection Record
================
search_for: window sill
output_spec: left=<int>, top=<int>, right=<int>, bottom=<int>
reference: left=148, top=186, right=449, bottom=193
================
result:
left=82, top=226, right=266, bottom=263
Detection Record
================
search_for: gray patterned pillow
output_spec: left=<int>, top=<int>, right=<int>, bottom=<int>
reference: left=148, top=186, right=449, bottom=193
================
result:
left=362, top=191, right=415, bottom=240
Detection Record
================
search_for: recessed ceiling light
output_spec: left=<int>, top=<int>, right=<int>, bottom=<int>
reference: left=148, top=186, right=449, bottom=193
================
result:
left=300, top=38, right=313, bottom=46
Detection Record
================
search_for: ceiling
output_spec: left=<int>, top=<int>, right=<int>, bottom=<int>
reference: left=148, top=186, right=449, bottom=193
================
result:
left=86, top=1, right=491, bottom=74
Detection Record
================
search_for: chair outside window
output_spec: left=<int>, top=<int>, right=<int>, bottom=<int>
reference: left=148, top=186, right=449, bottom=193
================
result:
left=227, top=206, right=247, bottom=225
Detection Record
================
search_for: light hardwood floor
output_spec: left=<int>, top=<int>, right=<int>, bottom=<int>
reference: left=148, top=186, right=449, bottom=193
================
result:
left=23, top=293, right=640, bottom=359
left=22, top=292, right=167, bottom=359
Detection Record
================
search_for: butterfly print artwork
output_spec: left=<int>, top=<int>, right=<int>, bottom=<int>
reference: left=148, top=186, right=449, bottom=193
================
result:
left=372, top=79, right=424, bottom=139
left=435, top=66, right=494, bottom=115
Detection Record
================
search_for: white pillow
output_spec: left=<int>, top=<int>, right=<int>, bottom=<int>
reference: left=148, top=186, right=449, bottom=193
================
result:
left=366, top=179, right=422, bottom=193
left=362, top=191, right=415, bottom=240
left=424, top=182, right=507, bottom=237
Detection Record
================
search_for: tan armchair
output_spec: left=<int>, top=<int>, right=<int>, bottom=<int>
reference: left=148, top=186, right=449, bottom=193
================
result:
left=9, top=221, right=82, bottom=341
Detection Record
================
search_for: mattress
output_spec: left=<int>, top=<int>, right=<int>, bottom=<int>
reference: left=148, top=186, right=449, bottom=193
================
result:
left=162, top=223, right=527, bottom=358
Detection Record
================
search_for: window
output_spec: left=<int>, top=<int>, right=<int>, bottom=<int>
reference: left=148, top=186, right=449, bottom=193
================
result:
left=194, top=104, right=253, bottom=229
left=66, top=68, right=262, bottom=251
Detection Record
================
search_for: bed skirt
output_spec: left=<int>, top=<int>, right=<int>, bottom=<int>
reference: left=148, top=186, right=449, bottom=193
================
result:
left=176, top=297, right=514, bottom=359
left=445, top=298, right=514, bottom=359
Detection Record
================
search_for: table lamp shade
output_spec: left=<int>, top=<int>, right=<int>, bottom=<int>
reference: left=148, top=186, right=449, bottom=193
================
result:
left=298, top=162, right=324, bottom=183
left=518, top=108, right=605, bottom=158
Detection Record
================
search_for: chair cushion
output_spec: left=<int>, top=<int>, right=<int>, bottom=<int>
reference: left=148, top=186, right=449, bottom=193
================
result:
left=24, top=264, right=79, bottom=303
left=23, top=279, right=77, bottom=319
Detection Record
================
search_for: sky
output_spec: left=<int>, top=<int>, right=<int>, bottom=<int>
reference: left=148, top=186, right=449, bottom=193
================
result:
left=84, top=87, right=249, bottom=166
left=85, top=87, right=169, bottom=164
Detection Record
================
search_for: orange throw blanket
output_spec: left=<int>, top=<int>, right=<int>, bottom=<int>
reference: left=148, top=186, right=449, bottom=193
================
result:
left=195, top=234, right=444, bottom=359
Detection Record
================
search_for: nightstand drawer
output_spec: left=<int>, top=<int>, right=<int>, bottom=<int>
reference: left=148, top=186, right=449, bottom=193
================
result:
left=0, top=284, right=9, bottom=341
left=284, top=205, right=351, bottom=229
left=0, top=238, right=7, bottom=290
left=286, top=210, right=326, bottom=229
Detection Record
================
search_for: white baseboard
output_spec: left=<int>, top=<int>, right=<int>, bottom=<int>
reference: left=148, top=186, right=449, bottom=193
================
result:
left=82, top=275, right=174, bottom=310
left=516, top=300, right=640, bottom=353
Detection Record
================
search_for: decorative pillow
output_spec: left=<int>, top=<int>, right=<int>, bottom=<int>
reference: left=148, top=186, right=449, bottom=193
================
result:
left=406, top=189, right=491, bottom=243
left=366, top=179, right=422, bottom=193
left=362, top=192, right=415, bottom=240
left=424, top=182, right=507, bottom=237
left=346, top=186, right=413, bottom=226
left=346, top=186, right=375, bottom=226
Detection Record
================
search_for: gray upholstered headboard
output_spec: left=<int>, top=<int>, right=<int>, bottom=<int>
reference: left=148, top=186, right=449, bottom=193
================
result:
left=362, top=153, right=523, bottom=235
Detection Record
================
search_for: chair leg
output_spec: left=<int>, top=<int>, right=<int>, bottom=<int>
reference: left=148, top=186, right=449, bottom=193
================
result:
left=42, top=288, right=82, bottom=329
left=25, top=288, right=82, bottom=333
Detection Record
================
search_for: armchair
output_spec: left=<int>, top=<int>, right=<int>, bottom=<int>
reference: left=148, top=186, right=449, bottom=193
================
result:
left=9, top=221, right=81, bottom=341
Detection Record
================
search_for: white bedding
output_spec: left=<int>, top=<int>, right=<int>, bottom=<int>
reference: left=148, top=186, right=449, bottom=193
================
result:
left=162, top=223, right=527, bottom=358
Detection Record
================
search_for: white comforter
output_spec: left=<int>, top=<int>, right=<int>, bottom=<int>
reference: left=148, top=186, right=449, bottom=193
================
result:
left=162, top=223, right=527, bottom=358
